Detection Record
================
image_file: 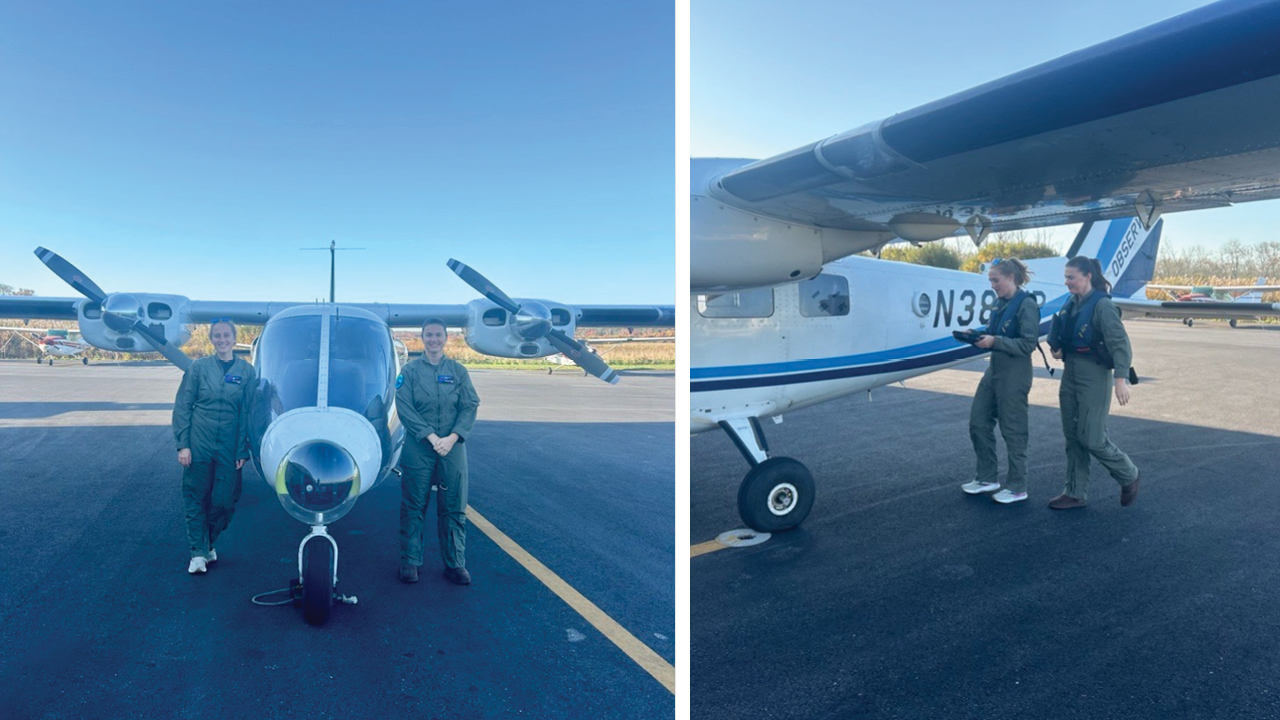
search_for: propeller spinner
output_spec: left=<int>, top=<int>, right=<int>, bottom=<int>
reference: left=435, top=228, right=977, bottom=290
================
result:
left=33, top=247, right=194, bottom=371
left=446, top=259, right=619, bottom=384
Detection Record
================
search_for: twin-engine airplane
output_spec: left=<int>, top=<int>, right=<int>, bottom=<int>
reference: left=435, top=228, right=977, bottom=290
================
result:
left=0, top=326, right=93, bottom=365
left=0, top=248, right=674, bottom=625
left=692, top=0, right=1280, bottom=533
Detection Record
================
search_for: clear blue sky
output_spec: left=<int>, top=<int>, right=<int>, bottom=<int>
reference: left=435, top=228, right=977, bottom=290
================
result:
left=0, top=2, right=673, bottom=305
left=692, top=0, right=1278, bottom=255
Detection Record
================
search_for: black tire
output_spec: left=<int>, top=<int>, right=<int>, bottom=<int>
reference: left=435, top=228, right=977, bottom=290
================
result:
left=1187, top=318, right=1194, bottom=327
left=301, top=538, right=334, bottom=626
left=82, top=357, right=89, bottom=365
left=1230, top=319, right=1238, bottom=328
left=35, top=357, right=41, bottom=364
left=47, top=358, right=53, bottom=366
left=737, top=457, right=815, bottom=533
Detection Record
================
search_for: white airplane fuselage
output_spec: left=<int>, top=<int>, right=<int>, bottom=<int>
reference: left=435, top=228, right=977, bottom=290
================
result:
left=691, top=253, right=1072, bottom=434
left=42, top=340, right=90, bottom=357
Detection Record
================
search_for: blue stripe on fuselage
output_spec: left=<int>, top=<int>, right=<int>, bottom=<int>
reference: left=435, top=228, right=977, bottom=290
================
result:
left=690, top=294, right=1066, bottom=392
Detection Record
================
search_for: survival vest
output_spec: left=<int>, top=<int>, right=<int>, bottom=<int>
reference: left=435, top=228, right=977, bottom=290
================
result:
left=985, top=289, right=1030, bottom=338
left=1053, top=290, right=1115, bottom=367
left=985, top=290, right=1054, bottom=376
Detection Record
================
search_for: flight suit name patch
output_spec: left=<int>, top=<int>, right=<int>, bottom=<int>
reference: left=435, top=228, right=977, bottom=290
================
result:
left=437, top=375, right=455, bottom=384
left=224, top=375, right=243, bottom=384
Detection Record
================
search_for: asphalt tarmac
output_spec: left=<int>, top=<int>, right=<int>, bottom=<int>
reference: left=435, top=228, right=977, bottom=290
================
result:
left=691, top=318, right=1280, bottom=720
left=0, top=364, right=673, bottom=719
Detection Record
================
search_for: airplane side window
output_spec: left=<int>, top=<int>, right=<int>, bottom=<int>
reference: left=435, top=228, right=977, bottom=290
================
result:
left=798, top=274, right=850, bottom=318
left=697, top=288, right=774, bottom=318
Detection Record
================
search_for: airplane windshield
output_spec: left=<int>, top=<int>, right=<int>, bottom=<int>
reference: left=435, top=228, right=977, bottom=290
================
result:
left=255, top=316, right=322, bottom=414
left=248, top=310, right=403, bottom=490
left=327, top=313, right=394, bottom=421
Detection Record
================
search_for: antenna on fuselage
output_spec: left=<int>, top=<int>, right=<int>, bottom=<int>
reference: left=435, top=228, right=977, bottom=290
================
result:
left=302, top=240, right=366, bottom=302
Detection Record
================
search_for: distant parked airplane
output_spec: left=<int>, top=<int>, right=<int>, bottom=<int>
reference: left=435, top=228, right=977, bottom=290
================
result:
left=0, top=326, right=93, bottom=365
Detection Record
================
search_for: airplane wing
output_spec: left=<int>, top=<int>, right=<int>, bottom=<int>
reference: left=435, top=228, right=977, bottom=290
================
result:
left=1114, top=297, right=1280, bottom=320
left=0, top=297, right=672, bottom=330
left=0, top=251, right=672, bottom=382
left=1145, top=284, right=1196, bottom=292
left=0, top=325, right=47, bottom=349
left=0, top=324, right=51, bottom=335
left=583, top=336, right=676, bottom=345
left=698, top=0, right=1280, bottom=254
left=1205, top=284, right=1280, bottom=292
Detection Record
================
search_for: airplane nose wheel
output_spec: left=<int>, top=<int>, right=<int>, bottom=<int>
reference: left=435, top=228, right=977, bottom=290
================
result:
left=737, top=457, right=815, bottom=533
left=290, top=526, right=348, bottom=626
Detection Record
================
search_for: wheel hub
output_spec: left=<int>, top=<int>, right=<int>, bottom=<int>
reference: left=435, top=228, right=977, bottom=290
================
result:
left=768, top=483, right=798, bottom=516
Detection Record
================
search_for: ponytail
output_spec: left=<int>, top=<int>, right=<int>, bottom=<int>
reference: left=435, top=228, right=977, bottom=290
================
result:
left=1089, top=258, right=1111, bottom=293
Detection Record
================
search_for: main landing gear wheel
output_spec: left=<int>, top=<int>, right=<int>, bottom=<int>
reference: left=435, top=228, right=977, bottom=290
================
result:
left=737, top=457, right=815, bottom=533
left=1183, top=318, right=1194, bottom=327
left=82, top=357, right=89, bottom=365
left=1230, top=318, right=1238, bottom=328
left=301, top=537, right=334, bottom=626
left=48, top=357, right=53, bottom=366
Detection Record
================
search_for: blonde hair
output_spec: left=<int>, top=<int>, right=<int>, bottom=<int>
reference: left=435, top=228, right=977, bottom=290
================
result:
left=209, top=319, right=237, bottom=338
left=993, top=257, right=1032, bottom=287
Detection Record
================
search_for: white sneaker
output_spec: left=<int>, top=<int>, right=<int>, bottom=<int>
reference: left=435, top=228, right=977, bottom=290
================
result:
left=207, top=549, right=217, bottom=563
left=961, top=481, right=1001, bottom=495
left=993, top=489, right=1028, bottom=504
left=188, top=557, right=208, bottom=574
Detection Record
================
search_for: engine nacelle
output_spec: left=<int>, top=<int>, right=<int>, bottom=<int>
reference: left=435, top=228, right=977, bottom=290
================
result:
left=461, top=298, right=576, bottom=359
left=78, top=293, right=192, bottom=353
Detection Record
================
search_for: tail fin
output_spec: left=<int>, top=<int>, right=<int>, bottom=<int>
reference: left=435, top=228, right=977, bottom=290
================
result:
left=1065, top=217, right=1162, bottom=299
left=1236, top=277, right=1268, bottom=303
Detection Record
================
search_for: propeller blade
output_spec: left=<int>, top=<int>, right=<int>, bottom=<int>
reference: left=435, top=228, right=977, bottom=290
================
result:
left=547, top=330, right=618, bottom=385
left=33, top=247, right=108, bottom=303
left=131, top=321, right=193, bottom=372
left=447, top=259, right=521, bottom=314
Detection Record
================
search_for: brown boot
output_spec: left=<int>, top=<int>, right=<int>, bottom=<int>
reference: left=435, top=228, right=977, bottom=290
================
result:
left=1048, top=493, right=1087, bottom=510
left=399, top=564, right=419, bottom=583
left=1121, top=472, right=1141, bottom=507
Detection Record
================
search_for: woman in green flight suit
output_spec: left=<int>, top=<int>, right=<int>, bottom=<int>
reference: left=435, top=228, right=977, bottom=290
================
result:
left=396, top=318, right=480, bottom=586
left=962, top=258, right=1041, bottom=504
left=173, top=319, right=256, bottom=574
left=1048, top=257, right=1140, bottom=510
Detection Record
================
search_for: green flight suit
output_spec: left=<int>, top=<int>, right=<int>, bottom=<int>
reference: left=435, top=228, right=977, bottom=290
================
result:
left=1057, top=291, right=1139, bottom=500
left=396, top=355, right=479, bottom=570
left=969, top=292, right=1041, bottom=494
left=172, top=355, right=255, bottom=560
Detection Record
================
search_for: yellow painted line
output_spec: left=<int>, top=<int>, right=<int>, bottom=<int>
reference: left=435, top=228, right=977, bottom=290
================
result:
left=466, top=506, right=675, bottom=695
left=690, top=540, right=727, bottom=558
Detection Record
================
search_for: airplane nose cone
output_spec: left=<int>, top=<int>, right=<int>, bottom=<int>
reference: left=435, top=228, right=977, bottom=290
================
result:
left=259, top=406, right=383, bottom=526
left=278, top=440, right=360, bottom=516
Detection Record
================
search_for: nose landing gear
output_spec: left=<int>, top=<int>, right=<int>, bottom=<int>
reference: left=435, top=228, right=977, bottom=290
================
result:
left=290, top=525, right=357, bottom=625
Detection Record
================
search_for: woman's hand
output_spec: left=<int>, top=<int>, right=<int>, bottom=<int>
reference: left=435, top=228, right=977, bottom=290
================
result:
left=434, top=434, right=459, bottom=457
left=1052, top=348, right=1063, bottom=360
left=236, top=459, right=246, bottom=470
left=975, top=335, right=995, bottom=350
left=1114, top=378, right=1131, bottom=406
left=178, top=448, right=191, bottom=467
